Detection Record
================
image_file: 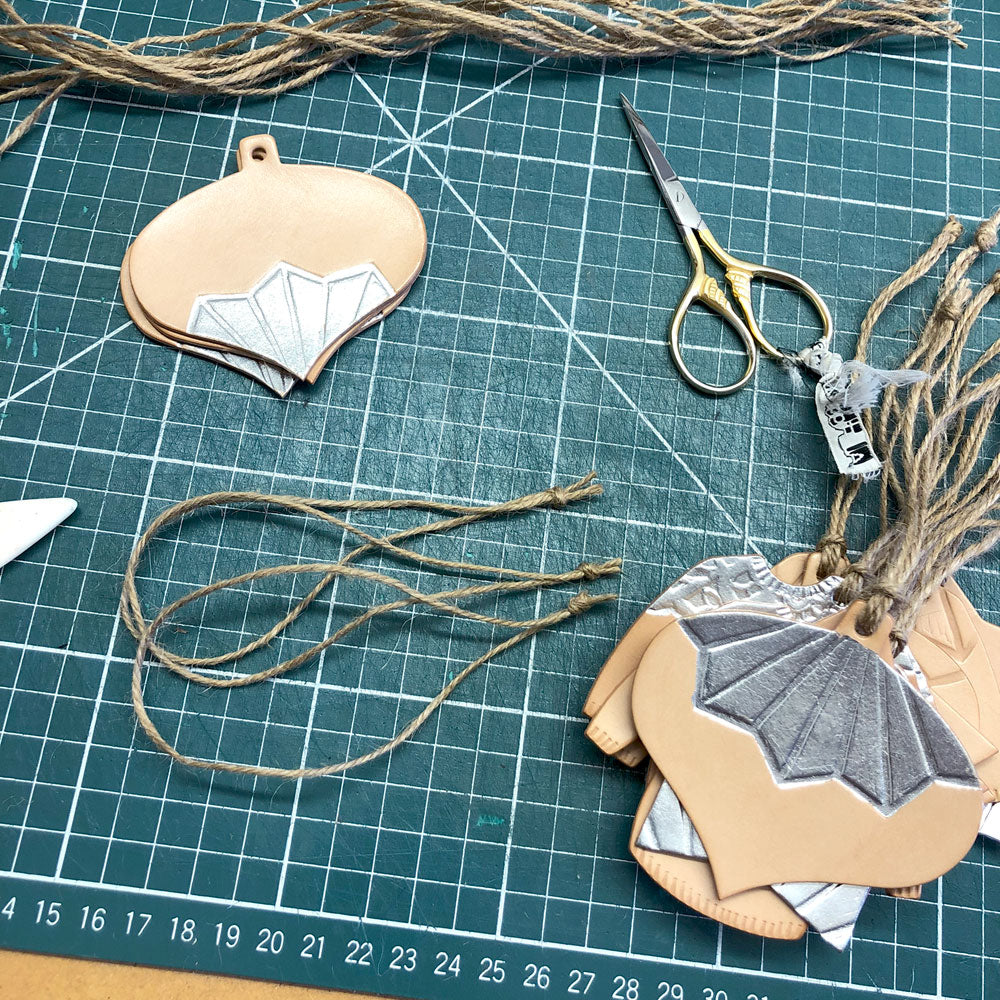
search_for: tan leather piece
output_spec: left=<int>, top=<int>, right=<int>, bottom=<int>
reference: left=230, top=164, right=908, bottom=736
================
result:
left=908, top=578, right=1000, bottom=800
left=121, top=248, right=286, bottom=393
left=584, top=633, right=664, bottom=764
left=631, top=606, right=983, bottom=897
left=886, top=885, right=922, bottom=900
left=583, top=607, right=670, bottom=720
left=588, top=564, right=1000, bottom=808
left=630, top=765, right=807, bottom=940
left=615, top=739, right=648, bottom=768
left=925, top=692, right=997, bottom=774
left=129, top=134, right=426, bottom=340
left=584, top=551, right=824, bottom=765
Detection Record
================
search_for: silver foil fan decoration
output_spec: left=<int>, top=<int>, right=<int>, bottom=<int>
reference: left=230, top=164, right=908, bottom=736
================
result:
left=188, top=261, right=394, bottom=381
left=681, top=613, right=979, bottom=813
left=637, top=777, right=707, bottom=861
left=771, top=882, right=870, bottom=952
left=175, top=341, right=298, bottom=397
left=636, top=774, right=870, bottom=949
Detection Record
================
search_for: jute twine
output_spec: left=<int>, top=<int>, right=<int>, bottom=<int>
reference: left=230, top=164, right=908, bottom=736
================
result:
left=0, top=0, right=962, bottom=156
left=121, top=472, right=621, bottom=779
left=813, top=210, right=1000, bottom=640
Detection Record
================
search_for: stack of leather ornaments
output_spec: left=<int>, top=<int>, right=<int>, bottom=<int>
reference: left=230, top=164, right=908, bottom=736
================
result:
left=583, top=210, right=1000, bottom=949
left=120, top=135, right=426, bottom=396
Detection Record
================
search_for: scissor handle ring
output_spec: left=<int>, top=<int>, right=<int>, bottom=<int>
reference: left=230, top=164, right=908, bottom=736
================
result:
left=734, top=262, right=835, bottom=358
left=669, top=280, right=758, bottom=396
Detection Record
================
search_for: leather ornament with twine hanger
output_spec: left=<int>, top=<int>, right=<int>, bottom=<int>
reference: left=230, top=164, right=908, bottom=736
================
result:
left=581, top=211, right=1000, bottom=947
left=121, top=473, right=620, bottom=781
left=120, top=134, right=426, bottom=396
left=583, top=210, right=982, bottom=771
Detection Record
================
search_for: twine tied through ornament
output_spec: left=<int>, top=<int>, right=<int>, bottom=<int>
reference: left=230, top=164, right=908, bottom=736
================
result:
left=812, top=209, right=1000, bottom=642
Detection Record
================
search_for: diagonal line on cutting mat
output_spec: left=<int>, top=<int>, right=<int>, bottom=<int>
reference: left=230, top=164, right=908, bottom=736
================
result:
left=52, top=349, right=183, bottom=878
left=92, top=67, right=283, bottom=895
left=350, top=72, right=757, bottom=547
left=0, top=18, right=590, bottom=418
left=49, top=57, right=192, bottom=873
left=367, top=47, right=578, bottom=176
left=0, top=320, right=133, bottom=407
left=740, top=61, right=783, bottom=553
left=273, top=39, right=443, bottom=916
left=0, top=425, right=790, bottom=549
left=0, top=3, right=995, bottom=994
left=6, top=88, right=981, bottom=223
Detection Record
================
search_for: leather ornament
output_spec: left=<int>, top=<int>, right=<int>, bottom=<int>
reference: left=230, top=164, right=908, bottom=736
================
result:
left=908, top=578, right=1000, bottom=802
left=630, top=764, right=808, bottom=940
left=630, top=604, right=982, bottom=896
left=120, top=135, right=426, bottom=393
left=584, top=551, right=836, bottom=766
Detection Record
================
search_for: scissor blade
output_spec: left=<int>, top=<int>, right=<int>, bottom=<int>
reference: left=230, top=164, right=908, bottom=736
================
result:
left=620, top=94, right=703, bottom=232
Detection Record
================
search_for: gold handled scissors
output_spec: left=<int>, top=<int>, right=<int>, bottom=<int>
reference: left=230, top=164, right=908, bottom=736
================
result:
left=621, top=95, right=833, bottom=396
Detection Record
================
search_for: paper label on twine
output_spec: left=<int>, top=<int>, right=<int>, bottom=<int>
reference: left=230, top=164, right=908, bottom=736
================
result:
left=814, top=381, right=881, bottom=479
left=795, top=340, right=882, bottom=480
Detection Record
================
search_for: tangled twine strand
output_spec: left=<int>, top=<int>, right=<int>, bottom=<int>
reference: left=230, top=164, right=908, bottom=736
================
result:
left=0, top=0, right=962, bottom=156
left=121, top=472, right=621, bottom=779
left=814, top=211, right=1000, bottom=640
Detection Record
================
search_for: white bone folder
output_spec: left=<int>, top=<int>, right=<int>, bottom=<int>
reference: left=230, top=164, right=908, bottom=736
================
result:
left=0, top=498, right=77, bottom=568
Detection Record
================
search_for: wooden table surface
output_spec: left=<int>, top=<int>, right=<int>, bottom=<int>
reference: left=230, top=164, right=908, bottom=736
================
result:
left=0, top=949, right=382, bottom=999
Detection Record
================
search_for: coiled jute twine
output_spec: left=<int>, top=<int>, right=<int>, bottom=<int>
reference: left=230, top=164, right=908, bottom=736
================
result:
left=0, top=0, right=962, bottom=157
left=121, top=472, right=621, bottom=779
left=811, top=209, right=1000, bottom=643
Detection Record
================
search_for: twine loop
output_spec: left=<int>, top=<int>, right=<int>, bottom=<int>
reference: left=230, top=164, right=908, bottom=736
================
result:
left=853, top=581, right=902, bottom=635
left=814, top=531, right=847, bottom=579
left=833, top=563, right=868, bottom=606
left=568, top=591, right=599, bottom=614
left=576, top=560, right=611, bottom=581
left=542, top=484, right=574, bottom=507
left=937, top=293, right=964, bottom=323
left=122, top=474, right=620, bottom=779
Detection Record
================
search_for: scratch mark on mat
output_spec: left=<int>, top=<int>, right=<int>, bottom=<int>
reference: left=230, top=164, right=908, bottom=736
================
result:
left=28, top=299, right=39, bottom=358
left=475, top=814, right=506, bottom=828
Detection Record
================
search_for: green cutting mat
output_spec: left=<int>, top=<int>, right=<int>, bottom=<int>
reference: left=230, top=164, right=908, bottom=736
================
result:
left=2, top=1, right=999, bottom=998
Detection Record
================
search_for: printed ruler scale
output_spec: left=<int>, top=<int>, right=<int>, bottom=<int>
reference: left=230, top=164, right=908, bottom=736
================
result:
left=0, top=877, right=856, bottom=1000
left=1, top=1, right=998, bottom=999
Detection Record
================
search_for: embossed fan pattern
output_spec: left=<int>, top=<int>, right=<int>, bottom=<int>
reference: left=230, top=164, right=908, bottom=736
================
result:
left=188, top=262, right=394, bottom=382
left=681, top=613, right=979, bottom=813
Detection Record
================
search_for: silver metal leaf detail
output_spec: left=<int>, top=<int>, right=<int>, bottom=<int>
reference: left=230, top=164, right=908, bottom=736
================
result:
left=772, top=882, right=869, bottom=951
left=188, top=261, right=394, bottom=380
left=178, top=341, right=297, bottom=397
left=636, top=778, right=869, bottom=949
left=981, top=802, right=1000, bottom=843
left=681, top=613, right=978, bottom=813
left=648, top=555, right=840, bottom=622
left=637, top=777, right=707, bottom=860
